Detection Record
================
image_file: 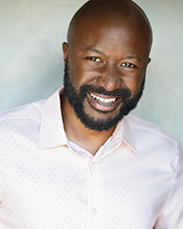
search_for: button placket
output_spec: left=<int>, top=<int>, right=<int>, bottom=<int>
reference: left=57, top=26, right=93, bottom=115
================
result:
left=87, top=162, right=101, bottom=229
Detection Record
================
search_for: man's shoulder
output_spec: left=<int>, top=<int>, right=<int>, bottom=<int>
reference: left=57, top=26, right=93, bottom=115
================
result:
left=0, top=100, right=45, bottom=122
left=125, top=113, right=179, bottom=148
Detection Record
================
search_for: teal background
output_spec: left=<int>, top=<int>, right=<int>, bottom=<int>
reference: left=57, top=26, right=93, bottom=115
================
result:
left=0, top=0, right=182, bottom=148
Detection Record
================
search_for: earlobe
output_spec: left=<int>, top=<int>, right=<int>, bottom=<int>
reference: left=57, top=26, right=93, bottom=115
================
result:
left=62, top=42, right=69, bottom=64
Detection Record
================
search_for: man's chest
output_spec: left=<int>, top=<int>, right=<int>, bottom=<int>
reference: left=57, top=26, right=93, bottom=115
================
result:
left=0, top=146, right=173, bottom=229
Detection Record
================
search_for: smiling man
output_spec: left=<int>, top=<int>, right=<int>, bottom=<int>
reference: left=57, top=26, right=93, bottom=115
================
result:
left=61, top=0, right=152, bottom=154
left=0, top=0, right=183, bottom=228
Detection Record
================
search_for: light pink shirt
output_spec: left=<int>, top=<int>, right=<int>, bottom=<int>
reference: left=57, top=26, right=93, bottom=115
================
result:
left=0, top=88, right=183, bottom=229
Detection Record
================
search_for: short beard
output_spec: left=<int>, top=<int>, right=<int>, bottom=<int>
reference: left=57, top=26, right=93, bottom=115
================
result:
left=63, top=59, right=145, bottom=131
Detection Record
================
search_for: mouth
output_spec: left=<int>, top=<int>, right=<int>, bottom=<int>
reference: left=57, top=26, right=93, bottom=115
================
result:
left=87, top=91, right=122, bottom=112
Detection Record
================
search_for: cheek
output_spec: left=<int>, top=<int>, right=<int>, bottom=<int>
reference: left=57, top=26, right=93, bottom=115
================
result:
left=124, top=74, right=144, bottom=97
left=68, top=60, right=98, bottom=87
left=67, top=61, right=83, bottom=89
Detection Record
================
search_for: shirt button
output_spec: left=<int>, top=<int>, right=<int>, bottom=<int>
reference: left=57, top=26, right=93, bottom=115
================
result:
left=91, top=164, right=95, bottom=169
left=92, top=208, right=97, bottom=214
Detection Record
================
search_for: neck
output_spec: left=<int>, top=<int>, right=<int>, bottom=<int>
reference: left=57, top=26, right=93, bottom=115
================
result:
left=61, top=94, right=115, bottom=155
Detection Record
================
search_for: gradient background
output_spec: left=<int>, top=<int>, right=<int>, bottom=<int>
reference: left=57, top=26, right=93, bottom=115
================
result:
left=0, top=0, right=182, bottom=148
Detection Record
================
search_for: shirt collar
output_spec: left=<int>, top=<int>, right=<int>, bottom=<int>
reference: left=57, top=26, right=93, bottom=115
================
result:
left=38, top=87, right=68, bottom=149
left=117, top=115, right=137, bottom=154
left=38, top=87, right=137, bottom=154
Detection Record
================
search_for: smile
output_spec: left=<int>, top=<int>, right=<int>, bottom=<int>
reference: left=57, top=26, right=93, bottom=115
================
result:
left=87, top=92, right=121, bottom=112
left=90, top=93, right=117, bottom=103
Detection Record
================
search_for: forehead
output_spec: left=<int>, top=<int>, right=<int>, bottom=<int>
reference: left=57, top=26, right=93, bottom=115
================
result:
left=69, top=16, right=150, bottom=58
left=67, top=0, right=152, bottom=57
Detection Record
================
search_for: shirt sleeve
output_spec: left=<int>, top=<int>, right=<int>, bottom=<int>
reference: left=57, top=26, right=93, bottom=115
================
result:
left=155, top=142, right=183, bottom=229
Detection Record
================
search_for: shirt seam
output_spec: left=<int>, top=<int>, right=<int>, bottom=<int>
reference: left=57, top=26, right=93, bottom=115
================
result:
left=0, top=116, right=40, bottom=121
left=132, top=123, right=177, bottom=144
left=155, top=140, right=180, bottom=219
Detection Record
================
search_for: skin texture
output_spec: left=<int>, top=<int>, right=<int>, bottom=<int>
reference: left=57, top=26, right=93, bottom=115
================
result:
left=63, top=58, right=145, bottom=132
left=61, top=0, right=152, bottom=155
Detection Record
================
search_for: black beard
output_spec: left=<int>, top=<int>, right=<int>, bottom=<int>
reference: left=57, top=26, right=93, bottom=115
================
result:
left=63, top=59, right=145, bottom=131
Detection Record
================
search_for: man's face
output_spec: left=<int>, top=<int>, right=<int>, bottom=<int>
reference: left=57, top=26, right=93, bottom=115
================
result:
left=63, top=16, right=150, bottom=131
left=63, top=59, right=145, bottom=131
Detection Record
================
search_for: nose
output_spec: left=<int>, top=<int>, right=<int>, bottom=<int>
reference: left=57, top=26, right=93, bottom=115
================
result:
left=96, top=62, right=123, bottom=91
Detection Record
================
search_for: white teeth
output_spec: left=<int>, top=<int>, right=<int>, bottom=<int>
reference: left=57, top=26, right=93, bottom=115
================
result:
left=90, top=93, right=116, bottom=103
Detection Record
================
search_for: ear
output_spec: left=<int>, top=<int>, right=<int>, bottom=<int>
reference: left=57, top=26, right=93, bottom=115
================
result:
left=148, top=57, right=151, bottom=64
left=62, top=42, right=69, bottom=64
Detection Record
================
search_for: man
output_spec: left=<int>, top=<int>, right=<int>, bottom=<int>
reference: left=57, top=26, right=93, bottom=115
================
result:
left=0, top=0, right=182, bottom=228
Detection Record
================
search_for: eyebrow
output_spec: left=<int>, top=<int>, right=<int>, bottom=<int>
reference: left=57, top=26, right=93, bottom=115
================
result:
left=87, top=47, right=106, bottom=55
left=125, top=55, right=142, bottom=61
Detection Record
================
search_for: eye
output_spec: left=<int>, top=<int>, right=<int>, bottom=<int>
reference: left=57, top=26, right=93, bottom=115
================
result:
left=86, top=56, right=101, bottom=62
left=120, top=62, right=136, bottom=68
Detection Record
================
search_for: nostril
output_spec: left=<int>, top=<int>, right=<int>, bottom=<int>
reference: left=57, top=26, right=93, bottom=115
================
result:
left=96, top=74, right=122, bottom=92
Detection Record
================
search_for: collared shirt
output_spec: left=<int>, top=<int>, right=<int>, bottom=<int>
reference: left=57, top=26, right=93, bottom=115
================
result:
left=0, top=88, right=183, bottom=229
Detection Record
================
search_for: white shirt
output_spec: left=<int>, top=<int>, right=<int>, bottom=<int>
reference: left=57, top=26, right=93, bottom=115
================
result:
left=0, top=88, right=183, bottom=229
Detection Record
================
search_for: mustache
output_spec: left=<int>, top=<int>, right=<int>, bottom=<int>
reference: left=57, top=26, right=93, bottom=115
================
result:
left=79, top=84, right=132, bottom=99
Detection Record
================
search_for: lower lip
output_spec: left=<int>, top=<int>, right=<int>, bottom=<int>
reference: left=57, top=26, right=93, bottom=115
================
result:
left=87, top=92, right=121, bottom=112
